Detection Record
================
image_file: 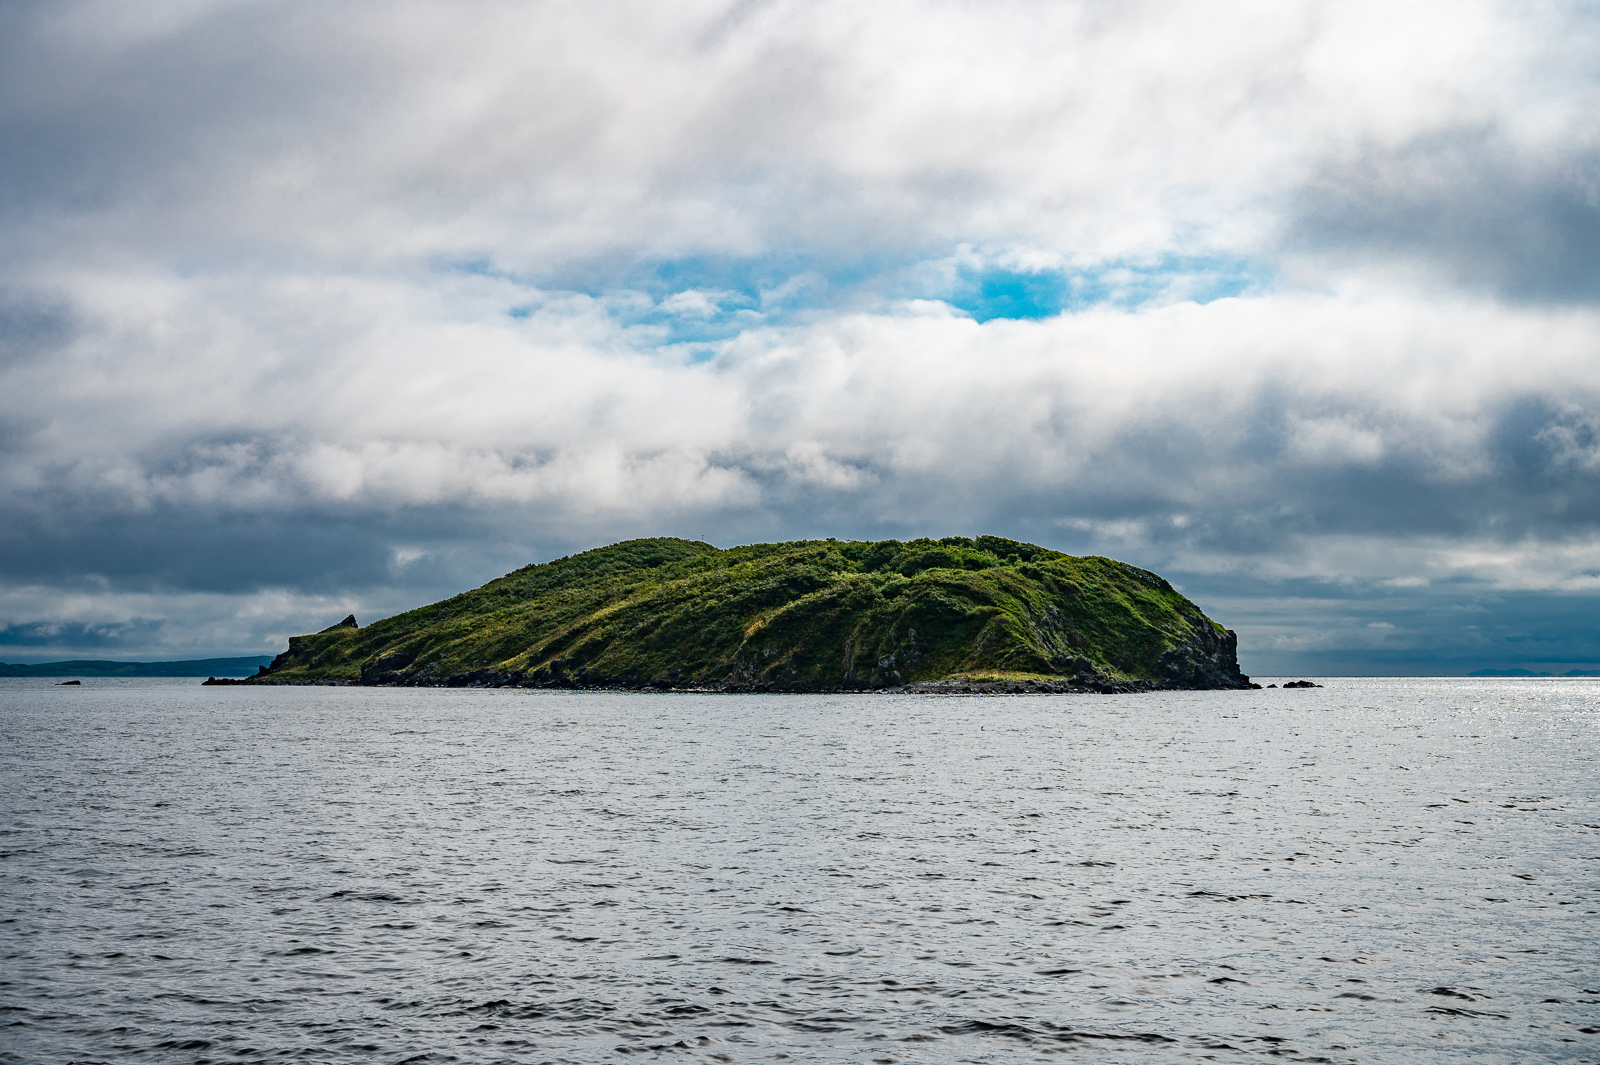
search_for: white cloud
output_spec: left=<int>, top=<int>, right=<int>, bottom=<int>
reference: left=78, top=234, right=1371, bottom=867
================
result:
left=6, top=0, right=1590, bottom=275
left=8, top=275, right=1600, bottom=555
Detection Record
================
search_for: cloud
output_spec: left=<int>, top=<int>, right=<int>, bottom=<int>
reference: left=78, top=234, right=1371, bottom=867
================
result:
left=1289, top=126, right=1600, bottom=302
left=8, top=279, right=1600, bottom=564
left=0, top=0, right=1550, bottom=275
left=3, top=0, right=1600, bottom=669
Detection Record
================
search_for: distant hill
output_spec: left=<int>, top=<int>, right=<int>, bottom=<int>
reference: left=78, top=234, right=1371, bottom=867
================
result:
left=241, top=536, right=1253, bottom=692
left=0, top=656, right=274, bottom=678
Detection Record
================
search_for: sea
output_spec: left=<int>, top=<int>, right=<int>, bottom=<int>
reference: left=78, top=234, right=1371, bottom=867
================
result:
left=1, top=677, right=1596, bottom=1064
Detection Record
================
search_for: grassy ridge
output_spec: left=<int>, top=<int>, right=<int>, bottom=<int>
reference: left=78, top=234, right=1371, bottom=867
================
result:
left=254, top=535, right=1250, bottom=690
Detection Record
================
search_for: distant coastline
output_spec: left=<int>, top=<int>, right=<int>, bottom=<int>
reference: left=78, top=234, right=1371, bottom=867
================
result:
left=0, top=656, right=274, bottom=678
left=1466, top=668, right=1600, bottom=677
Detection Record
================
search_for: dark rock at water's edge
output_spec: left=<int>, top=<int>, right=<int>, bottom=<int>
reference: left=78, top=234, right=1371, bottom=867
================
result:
left=204, top=674, right=357, bottom=686
left=56, top=680, right=81, bottom=685
left=1281, top=680, right=1323, bottom=688
left=237, top=536, right=1256, bottom=693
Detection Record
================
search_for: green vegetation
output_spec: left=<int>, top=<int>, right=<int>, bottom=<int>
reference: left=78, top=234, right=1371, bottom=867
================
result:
left=251, top=536, right=1250, bottom=690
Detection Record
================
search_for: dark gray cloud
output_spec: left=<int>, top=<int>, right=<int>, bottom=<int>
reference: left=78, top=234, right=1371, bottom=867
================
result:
left=1291, top=126, right=1600, bottom=302
left=1187, top=578, right=1600, bottom=677
left=0, top=617, right=164, bottom=651
left=0, top=288, right=74, bottom=367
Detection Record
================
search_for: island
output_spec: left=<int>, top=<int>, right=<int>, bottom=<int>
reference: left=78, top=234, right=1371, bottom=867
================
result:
left=225, top=536, right=1256, bottom=692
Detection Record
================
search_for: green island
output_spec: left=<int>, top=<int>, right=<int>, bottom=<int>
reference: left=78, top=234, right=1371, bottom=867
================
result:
left=224, top=536, right=1255, bottom=692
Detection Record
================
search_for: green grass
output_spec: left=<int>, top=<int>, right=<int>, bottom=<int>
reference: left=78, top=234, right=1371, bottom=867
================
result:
left=259, top=535, right=1247, bottom=689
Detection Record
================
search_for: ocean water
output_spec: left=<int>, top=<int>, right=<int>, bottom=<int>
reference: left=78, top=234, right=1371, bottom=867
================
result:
left=1, top=678, right=1596, bottom=1064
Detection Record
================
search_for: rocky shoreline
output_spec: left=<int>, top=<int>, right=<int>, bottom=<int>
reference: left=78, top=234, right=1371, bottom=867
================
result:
left=207, top=672, right=1260, bottom=693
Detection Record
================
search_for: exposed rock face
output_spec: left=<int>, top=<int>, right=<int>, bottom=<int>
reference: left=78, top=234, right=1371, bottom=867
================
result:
left=319, top=614, right=359, bottom=633
left=1155, top=627, right=1250, bottom=689
left=242, top=536, right=1256, bottom=693
left=359, top=647, right=419, bottom=686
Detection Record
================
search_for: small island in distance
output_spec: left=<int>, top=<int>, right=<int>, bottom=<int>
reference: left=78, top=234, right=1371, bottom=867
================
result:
left=219, top=535, right=1259, bottom=693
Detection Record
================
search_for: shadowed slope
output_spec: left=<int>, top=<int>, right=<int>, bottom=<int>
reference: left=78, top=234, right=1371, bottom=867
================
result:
left=246, top=536, right=1252, bottom=691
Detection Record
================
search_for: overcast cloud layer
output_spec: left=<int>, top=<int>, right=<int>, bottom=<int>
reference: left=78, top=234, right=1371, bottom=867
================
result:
left=5, top=0, right=1600, bottom=673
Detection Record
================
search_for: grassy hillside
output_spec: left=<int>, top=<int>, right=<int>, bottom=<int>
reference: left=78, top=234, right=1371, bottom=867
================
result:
left=249, top=536, right=1251, bottom=690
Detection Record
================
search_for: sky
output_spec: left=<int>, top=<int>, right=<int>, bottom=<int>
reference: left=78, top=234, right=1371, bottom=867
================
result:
left=4, top=0, right=1600, bottom=674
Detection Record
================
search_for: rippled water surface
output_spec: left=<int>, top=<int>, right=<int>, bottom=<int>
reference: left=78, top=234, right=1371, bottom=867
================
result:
left=2, top=678, right=1598, bottom=1063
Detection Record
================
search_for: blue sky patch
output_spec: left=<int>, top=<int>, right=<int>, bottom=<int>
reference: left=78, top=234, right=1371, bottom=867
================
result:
left=466, top=249, right=1270, bottom=334
left=944, top=256, right=1269, bottom=321
left=956, top=270, right=1070, bottom=321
